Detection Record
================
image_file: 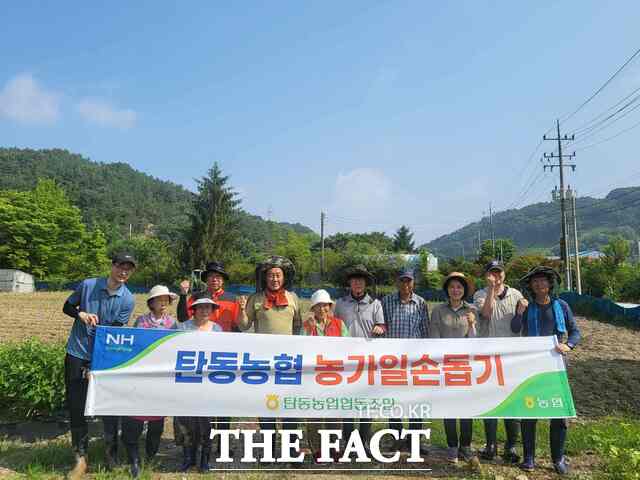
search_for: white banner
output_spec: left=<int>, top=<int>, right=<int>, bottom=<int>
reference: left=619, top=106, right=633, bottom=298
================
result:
left=86, top=326, right=576, bottom=419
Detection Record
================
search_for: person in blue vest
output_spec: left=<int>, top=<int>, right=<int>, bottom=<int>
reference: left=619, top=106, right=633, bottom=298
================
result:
left=511, top=265, right=581, bottom=475
left=62, top=252, right=136, bottom=479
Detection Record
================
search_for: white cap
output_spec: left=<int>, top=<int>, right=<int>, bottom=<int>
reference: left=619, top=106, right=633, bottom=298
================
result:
left=191, top=296, right=219, bottom=309
left=147, top=285, right=178, bottom=302
left=310, top=289, right=335, bottom=309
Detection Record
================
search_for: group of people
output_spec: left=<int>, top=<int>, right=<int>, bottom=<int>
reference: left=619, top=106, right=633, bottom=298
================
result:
left=61, top=252, right=580, bottom=478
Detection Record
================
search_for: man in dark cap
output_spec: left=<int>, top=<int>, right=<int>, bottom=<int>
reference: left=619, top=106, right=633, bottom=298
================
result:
left=473, top=259, right=526, bottom=463
left=62, top=252, right=137, bottom=479
left=381, top=268, right=429, bottom=452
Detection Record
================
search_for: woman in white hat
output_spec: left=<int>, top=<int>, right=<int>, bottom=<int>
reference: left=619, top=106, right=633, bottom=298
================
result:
left=302, top=289, right=348, bottom=462
left=122, top=285, right=178, bottom=478
left=175, top=292, right=222, bottom=473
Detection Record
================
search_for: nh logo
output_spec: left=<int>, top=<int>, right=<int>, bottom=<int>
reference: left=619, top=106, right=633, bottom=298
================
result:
left=106, top=333, right=135, bottom=346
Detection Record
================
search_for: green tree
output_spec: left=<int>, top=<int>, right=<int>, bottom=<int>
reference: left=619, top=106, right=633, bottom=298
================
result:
left=477, top=238, right=516, bottom=265
left=110, top=235, right=179, bottom=287
left=183, top=163, right=241, bottom=268
left=275, top=232, right=313, bottom=284
left=0, top=179, right=108, bottom=279
left=603, top=235, right=631, bottom=270
left=393, top=225, right=415, bottom=253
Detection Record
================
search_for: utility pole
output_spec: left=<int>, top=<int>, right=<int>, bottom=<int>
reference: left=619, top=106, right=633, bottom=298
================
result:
left=320, top=211, right=326, bottom=280
left=489, top=202, right=495, bottom=254
left=543, top=119, right=576, bottom=290
left=267, top=205, right=274, bottom=254
left=567, top=187, right=582, bottom=294
left=477, top=230, right=481, bottom=257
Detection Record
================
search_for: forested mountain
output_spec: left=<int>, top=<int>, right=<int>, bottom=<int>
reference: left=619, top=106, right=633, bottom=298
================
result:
left=424, top=187, right=640, bottom=258
left=0, top=148, right=315, bottom=248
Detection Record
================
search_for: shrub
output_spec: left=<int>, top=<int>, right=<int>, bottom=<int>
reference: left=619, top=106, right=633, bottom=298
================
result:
left=0, top=339, right=66, bottom=419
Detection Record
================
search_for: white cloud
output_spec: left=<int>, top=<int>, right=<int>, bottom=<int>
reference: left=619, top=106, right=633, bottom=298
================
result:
left=0, top=73, right=60, bottom=124
left=332, top=168, right=392, bottom=217
left=76, top=98, right=137, bottom=129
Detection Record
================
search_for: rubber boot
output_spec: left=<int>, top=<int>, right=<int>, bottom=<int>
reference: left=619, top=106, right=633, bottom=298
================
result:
left=199, top=445, right=212, bottom=472
left=126, top=443, right=141, bottom=479
left=104, top=440, right=118, bottom=471
left=145, top=430, right=162, bottom=461
left=180, top=445, right=197, bottom=472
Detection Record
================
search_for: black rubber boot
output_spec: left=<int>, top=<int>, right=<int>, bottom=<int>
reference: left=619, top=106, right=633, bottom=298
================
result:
left=104, top=440, right=118, bottom=471
left=199, top=445, right=212, bottom=472
left=145, top=431, right=162, bottom=460
left=180, top=445, right=197, bottom=472
left=126, top=443, right=141, bottom=479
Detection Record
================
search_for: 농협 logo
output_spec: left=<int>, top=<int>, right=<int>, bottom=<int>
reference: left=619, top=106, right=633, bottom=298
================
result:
left=525, top=396, right=535, bottom=409
left=105, top=333, right=135, bottom=346
left=265, top=394, right=280, bottom=410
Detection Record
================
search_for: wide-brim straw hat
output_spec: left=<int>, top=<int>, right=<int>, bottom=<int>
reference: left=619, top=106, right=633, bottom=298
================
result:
left=147, top=285, right=178, bottom=302
left=442, top=271, right=476, bottom=298
left=310, top=289, right=335, bottom=309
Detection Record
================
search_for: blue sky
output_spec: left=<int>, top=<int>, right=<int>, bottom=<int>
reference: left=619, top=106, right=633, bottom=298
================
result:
left=2, top=1, right=640, bottom=244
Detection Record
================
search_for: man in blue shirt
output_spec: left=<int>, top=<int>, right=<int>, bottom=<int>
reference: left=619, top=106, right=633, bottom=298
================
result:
left=62, top=252, right=136, bottom=479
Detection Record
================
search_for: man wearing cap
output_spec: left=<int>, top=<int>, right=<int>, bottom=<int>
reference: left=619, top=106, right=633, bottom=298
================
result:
left=62, top=252, right=137, bottom=479
left=381, top=268, right=429, bottom=452
left=511, top=266, right=580, bottom=475
left=334, top=264, right=385, bottom=452
left=473, top=260, right=526, bottom=463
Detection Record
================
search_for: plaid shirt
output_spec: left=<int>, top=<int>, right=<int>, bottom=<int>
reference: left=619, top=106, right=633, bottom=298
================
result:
left=381, top=292, right=429, bottom=339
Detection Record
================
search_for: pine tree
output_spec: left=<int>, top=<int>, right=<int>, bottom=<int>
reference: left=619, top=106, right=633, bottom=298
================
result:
left=184, top=163, right=241, bottom=268
left=393, top=225, right=415, bottom=253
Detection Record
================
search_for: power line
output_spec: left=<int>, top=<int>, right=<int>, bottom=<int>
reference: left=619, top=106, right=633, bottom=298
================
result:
left=559, top=46, right=640, bottom=125
left=574, top=115, right=640, bottom=152
left=568, top=85, right=640, bottom=136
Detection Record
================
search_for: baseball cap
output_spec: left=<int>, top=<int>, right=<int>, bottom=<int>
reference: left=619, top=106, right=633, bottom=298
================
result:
left=112, top=252, right=137, bottom=268
left=483, top=260, right=505, bottom=273
left=398, top=269, right=415, bottom=280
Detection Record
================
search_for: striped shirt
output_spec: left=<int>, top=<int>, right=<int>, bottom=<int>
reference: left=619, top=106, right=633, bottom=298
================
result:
left=381, top=292, right=429, bottom=339
left=473, top=286, right=524, bottom=338
left=334, top=294, right=385, bottom=339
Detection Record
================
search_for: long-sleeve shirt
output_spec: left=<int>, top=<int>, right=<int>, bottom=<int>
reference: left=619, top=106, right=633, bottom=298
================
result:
left=334, top=294, right=385, bottom=339
left=473, top=286, right=523, bottom=338
left=429, top=301, right=477, bottom=339
left=511, top=298, right=581, bottom=347
left=381, top=292, right=429, bottom=338
left=237, top=290, right=302, bottom=335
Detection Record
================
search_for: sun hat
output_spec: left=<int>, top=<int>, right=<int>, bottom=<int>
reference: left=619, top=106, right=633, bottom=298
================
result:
left=191, top=292, right=220, bottom=310
left=147, top=285, right=178, bottom=302
left=200, top=261, right=229, bottom=282
left=310, top=289, right=335, bottom=309
left=343, top=264, right=375, bottom=285
left=519, top=266, right=562, bottom=292
left=442, top=271, right=476, bottom=298
left=255, top=256, right=296, bottom=291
